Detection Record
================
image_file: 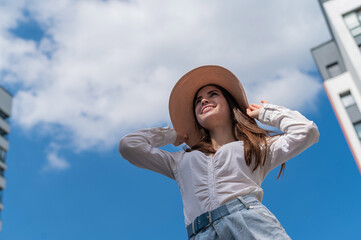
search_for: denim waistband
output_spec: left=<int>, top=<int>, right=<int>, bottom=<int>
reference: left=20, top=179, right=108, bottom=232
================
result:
left=224, top=193, right=260, bottom=213
left=186, top=193, right=259, bottom=239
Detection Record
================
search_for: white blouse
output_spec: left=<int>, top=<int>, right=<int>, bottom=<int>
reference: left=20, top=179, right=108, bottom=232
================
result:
left=118, top=103, right=319, bottom=226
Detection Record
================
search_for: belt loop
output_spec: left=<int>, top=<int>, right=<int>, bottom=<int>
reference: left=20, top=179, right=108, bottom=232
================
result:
left=237, top=196, right=253, bottom=210
left=207, top=211, right=212, bottom=223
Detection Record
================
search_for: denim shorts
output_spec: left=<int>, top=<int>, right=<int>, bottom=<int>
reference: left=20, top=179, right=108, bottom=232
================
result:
left=190, top=194, right=292, bottom=240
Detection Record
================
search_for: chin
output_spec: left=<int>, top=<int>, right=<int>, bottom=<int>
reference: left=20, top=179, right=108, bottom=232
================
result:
left=198, top=115, right=221, bottom=129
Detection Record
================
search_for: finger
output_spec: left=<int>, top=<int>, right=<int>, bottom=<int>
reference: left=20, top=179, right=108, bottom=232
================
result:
left=251, top=103, right=262, bottom=108
left=251, top=104, right=261, bottom=110
left=261, top=100, right=269, bottom=104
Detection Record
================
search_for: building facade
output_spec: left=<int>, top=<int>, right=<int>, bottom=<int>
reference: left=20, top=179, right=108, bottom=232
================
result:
left=0, top=86, right=12, bottom=230
left=312, top=0, right=361, bottom=172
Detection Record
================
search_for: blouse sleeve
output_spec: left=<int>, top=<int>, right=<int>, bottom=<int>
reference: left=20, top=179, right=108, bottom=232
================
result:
left=258, top=103, right=320, bottom=176
left=118, top=126, right=183, bottom=180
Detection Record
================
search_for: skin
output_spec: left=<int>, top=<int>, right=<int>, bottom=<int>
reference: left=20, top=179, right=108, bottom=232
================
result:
left=173, top=85, right=268, bottom=148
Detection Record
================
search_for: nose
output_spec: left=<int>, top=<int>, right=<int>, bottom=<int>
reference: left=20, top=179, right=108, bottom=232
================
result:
left=201, top=98, right=209, bottom=105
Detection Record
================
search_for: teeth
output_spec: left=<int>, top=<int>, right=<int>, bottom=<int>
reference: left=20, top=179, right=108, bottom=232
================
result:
left=203, top=106, right=213, bottom=113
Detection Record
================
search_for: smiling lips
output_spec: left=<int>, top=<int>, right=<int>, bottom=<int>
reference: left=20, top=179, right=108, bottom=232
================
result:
left=201, top=105, right=216, bottom=114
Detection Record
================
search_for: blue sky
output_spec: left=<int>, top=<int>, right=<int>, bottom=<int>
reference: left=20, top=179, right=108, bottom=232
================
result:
left=0, top=0, right=361, bottom=239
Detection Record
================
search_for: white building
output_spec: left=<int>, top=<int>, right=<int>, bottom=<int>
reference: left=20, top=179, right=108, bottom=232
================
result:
left=312, top=0, right=361, bottom=172
left=0, top=86, right=12, bottom=231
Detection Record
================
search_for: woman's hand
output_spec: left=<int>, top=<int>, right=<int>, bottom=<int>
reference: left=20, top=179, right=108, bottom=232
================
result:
left=174, top=132, right=189, bottom=146
left=246, top=100, right=269, bottom=119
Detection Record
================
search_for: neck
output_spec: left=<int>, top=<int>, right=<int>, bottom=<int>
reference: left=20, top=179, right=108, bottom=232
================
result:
left=209, top=125, right=235, bottom=151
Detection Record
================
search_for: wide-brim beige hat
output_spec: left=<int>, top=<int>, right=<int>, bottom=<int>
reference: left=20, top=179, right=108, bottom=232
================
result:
left=169, top=65, right=249, bottom=147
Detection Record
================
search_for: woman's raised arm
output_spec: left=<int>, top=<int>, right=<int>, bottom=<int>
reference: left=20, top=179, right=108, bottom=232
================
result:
left=257, top=103, right=320, bottom=177
left=118, top=126, right=184, bottom=180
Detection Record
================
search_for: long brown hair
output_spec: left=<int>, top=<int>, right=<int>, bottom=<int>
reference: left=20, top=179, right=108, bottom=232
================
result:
left=185, top=84, right=285, bottom=179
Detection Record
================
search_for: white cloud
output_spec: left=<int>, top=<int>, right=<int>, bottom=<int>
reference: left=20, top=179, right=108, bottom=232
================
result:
left=43, top=151, right=70, bottom=171
left=0, top=0, right=329, bottom=155
left=0, top=1, right=25, bottom=32
left=248, top=69, right=323, bottom=111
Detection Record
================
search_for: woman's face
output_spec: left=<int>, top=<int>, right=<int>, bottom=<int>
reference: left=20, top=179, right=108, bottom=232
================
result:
left=194, top=85, right=232, bottom=130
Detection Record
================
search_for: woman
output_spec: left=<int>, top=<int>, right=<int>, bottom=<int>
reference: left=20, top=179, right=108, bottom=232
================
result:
left=119, top=65, right=319, bottom=239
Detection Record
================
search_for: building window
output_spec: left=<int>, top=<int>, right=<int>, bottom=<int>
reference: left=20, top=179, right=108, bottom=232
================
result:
left=341, top=91, right=356, bottom=108
left=0, top=148, right=5, bottom=163
left=0, top=110, right=7, bottom=121
left=341, top=92, right=361, bottom=138
left=0, top=129, right=6, bottom=137
left=351, top=27, right=361, bottom=37
left=355, top=122, right=361, bottom=140
left=326, top=62, right=342, bottom=78
left=344, top=10, right=361, bottom=37
left=344, top=12, right=359, bottom=29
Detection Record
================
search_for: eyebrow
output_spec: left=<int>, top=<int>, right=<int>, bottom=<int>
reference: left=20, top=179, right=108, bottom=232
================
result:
left=195, top=89, right=219, bottom=102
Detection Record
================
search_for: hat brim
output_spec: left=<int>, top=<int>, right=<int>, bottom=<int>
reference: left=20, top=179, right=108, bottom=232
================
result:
left=169, top=65, right=249, bottom=147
